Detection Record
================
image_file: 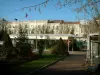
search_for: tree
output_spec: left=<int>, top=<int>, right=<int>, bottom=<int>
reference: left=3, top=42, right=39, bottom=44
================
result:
left=2, top=30, right=13, bottom=48
left=51, top=38, right=69, bottom=56
left=70, top=27, right=74, bottom=34
left=16, top=24, right=32, bottom=59
left=18, top=0, right=99, bottom=36
left=17, top=0, right=100, bottom=52
left=72, top=39, right=80, bottom=51
left=17, top=24, right=28, bottom=42
left=0, top=19, right=14, bottom=60
left=37, top=40, right=45, bottom=56
left=16, top=42, right=32, bottom=59
left=81, top=21, right=98, bottom=38
left=0, top=19, right=8, bottom=31
left=72, top=0, right=100, bottom=41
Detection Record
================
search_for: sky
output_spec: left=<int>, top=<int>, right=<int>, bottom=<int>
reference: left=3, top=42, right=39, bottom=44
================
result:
left=0, top=0, right=91, bottom=22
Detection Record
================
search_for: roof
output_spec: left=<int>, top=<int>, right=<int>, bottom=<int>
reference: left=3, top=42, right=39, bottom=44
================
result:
left=48, top=20, right=64, bottom=23
left=48, top=20, right=80, bottom=24
left=7, top=20, right=80, bottom=25
left=63, top=22, right=80, bottom=24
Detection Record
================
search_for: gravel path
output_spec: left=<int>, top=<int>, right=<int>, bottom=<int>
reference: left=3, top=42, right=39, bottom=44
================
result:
left=32, top=51, right=90, bottom=75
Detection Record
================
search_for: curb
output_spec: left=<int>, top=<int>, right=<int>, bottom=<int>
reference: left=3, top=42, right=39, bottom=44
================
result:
left=26, top=56, right=66, bottom=75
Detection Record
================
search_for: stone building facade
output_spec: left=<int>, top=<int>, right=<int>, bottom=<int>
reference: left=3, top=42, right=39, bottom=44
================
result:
left=6, top=20, right=82, bottom=36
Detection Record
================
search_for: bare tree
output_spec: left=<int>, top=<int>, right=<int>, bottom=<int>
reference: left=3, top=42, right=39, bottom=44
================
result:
left=0, top=19, right=8, bottom=31
left=17, top=24, right=28, bottom=42
left=31, top=28, right=35, bottom=34
left=81, top=21, right=99, bottom=37
left=17, top=0, right=99, bottom=20
left=62, top=24, right=70, bottom=34
left=17, top=0, right=100, bottom=37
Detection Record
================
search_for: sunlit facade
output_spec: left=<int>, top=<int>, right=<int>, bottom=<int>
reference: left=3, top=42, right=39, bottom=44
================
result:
left=6, top=20, right=82, bottom=36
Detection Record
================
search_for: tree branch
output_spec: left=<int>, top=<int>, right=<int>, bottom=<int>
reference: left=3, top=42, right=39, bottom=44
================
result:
left=15, top=0, right=50, bottom=12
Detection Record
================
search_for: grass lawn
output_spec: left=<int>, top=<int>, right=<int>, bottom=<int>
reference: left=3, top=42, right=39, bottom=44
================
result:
left=11, top=54, right=63, bottom=75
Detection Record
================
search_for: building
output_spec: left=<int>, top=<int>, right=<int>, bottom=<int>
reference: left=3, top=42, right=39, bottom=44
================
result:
left=5, top=20, right=82, bottom=36
left=0, top=19, right=92, bottom=45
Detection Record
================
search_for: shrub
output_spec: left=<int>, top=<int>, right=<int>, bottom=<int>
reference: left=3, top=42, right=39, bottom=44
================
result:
left=37, top=40, right=45, bottom=56
left=16, top=42, right=32, bottom=59
left=51, top=38, right=69, bottom=56
left=51, top=45, right=58, bottom=55
left=0, top=48, right=7, bottom=61
left=67, top=39, right=81, bottom=51
left=5, top=47, right=18, bottom=59
left=31, top=53, right=39, bottom=60
left=73, top=39, right=80, bottom=51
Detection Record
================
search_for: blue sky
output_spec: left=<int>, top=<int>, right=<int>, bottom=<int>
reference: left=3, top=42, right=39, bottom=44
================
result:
left=0, top=0, right=91, bottom=22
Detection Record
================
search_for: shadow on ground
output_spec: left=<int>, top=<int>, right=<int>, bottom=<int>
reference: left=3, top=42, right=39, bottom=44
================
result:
left=1, top=68, right=100, bottom=75
left=31, top=69, right=90, bottom=75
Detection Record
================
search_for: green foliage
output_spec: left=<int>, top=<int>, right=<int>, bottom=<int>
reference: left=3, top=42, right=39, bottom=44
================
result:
left=73, top=39, right=79, bottom=51
left=37, top=39, right=57, bottom=56
left=0, top=30, right=13, bottom=48
left=51, top=38, right=69, bottom=56
left=0, top=48, right=7, bottom=60
left=37, top=40, right=45, bottom=56
left=76, top=40, right=87, bottom=49
left=47, top=40, right=57, bottom=48
left=16, top=42, right=32, bottom=59
left=5, top=47, right=18, bottom=59
left=16, top=24, right=31, bottom=59
left=68, top=39, right=86, bottom=51
left=0, top=30, right=14, bottom=60
left=69, top=39, right=80, bottom=51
